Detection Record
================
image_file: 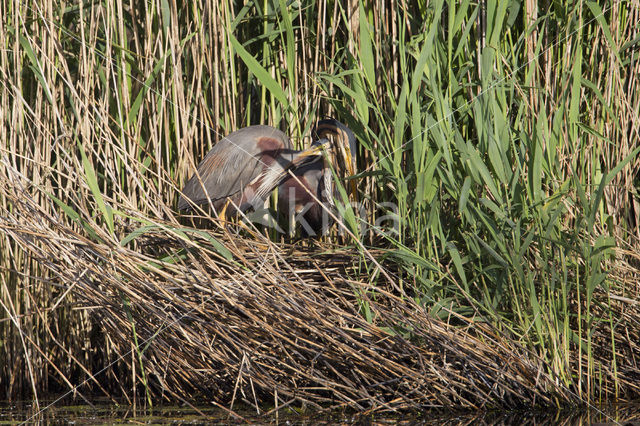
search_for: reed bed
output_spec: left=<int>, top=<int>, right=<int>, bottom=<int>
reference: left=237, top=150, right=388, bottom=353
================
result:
left=1, top=138, right=639, bottom=412
left=0, top=176, right=571, bottom=411
left=1, top=0, right=640, bottom=415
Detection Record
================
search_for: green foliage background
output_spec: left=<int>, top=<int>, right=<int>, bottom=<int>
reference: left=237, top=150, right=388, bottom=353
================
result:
left=1, top=0, right=639, bottom=403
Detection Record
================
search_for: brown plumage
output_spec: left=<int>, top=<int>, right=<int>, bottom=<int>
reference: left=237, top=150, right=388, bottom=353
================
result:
left=178, top=125, right=294, bottom=213
left=178, top=119, right=357, bottom=236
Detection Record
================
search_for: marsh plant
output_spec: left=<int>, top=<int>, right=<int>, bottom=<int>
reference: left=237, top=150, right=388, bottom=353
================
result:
left=1, top=0, right=639, bottom=410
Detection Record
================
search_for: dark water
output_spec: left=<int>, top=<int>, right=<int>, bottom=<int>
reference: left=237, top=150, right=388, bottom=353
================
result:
left=1, top=399, right=639, bottom=425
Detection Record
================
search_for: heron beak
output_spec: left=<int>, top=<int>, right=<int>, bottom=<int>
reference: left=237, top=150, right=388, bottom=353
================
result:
left=290, top=142, right=326, bottom=167
left=312, top=119, right=358, bottom=200
left=346, top=149, right=357, bottom=200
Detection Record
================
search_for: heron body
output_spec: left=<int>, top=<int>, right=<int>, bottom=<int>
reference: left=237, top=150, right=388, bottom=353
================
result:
left=178, top=119, right=356, bottom=236
left=278, top=120, right=357, bottom=236
left=177, top=125, right=292, bottom=212
left=278, top=155, right=329, bottom=236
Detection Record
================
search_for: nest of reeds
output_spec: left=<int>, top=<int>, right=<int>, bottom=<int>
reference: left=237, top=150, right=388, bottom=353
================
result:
left=0, top=178, right=581, bottom=414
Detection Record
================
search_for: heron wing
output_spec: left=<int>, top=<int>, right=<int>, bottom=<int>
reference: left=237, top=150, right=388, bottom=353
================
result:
left=178, top=125, right=291, bottom=211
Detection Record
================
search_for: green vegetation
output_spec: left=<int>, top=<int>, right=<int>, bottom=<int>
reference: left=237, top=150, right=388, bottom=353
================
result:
left=1, top=0, right=639, bottom=411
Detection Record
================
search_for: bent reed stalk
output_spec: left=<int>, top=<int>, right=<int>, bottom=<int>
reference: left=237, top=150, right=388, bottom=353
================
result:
left=1, top=0, right=640, bottom=413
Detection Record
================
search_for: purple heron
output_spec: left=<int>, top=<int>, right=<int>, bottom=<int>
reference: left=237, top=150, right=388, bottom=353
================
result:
left=178, top=119, right=356, bottom=236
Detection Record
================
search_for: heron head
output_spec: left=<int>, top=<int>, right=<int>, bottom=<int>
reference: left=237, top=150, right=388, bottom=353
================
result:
left=312, top=119, right=357, bottom=198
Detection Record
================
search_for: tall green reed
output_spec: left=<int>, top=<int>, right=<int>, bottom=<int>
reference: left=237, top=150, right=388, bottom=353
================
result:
left=315, top=0, right=639, bottom=396
left=1, top=0, right=638, bottom=401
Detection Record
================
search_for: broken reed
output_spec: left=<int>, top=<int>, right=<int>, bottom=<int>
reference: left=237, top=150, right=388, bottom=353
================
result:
left=1, top=0, right=640, bottom=409
left=1, top=183, right=575, bottom=411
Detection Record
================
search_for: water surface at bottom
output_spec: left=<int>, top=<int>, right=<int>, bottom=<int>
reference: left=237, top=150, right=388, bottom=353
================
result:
left=1, top=399, right=639, bottom=424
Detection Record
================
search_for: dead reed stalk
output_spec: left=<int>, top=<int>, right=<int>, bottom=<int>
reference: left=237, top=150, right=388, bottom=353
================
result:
left=0, top=174, right=573, bottom=412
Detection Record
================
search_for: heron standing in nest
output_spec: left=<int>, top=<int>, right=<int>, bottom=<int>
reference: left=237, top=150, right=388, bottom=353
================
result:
left=178, top=119, right=357, bottom=236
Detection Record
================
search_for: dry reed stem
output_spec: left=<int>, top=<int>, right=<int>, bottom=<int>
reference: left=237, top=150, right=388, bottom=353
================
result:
left=0, top=173, right=590, bottom=412
left=2, top=1, right=640, bottom=409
